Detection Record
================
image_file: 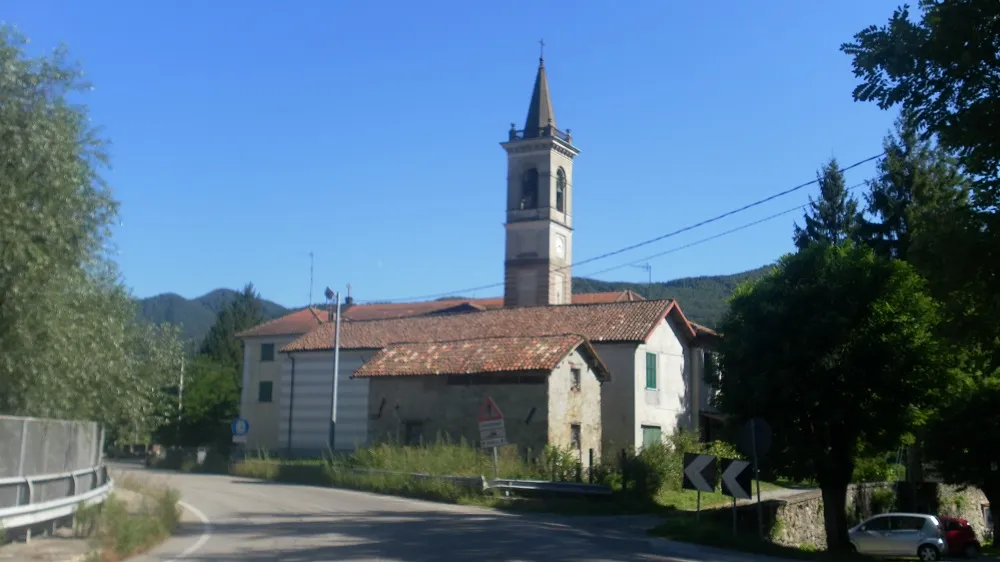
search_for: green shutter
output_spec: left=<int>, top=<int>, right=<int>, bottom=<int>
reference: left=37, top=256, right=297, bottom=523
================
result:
left=261, top=343, right=275, bottom=362
left=645, top=352, right=657, bottom=389
left=642, top=425, right=662, bottom=448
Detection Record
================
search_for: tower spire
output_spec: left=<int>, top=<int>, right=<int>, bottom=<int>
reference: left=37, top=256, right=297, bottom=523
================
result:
left=522, top=46, right=556, bottom=139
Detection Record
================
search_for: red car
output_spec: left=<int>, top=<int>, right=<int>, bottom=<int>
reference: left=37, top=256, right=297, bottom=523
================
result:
left=938, top=516, right=980, bottom=558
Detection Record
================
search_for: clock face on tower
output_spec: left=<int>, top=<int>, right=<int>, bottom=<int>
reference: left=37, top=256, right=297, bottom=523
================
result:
left=554, top=235, right=566, bottom=259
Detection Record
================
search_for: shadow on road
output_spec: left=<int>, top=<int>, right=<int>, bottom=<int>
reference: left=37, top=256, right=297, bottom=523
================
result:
left=164, top=508, right=697, bottom=562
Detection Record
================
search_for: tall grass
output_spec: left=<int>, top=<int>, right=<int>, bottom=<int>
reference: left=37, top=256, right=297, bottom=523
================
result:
left=79, top=476, right=181, bottom=562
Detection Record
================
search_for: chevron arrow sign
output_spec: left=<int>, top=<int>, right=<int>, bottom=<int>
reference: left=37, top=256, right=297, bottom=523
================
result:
left=720, top=458, right=752, bottom=500
left=682, top=453, right=717, bottom=493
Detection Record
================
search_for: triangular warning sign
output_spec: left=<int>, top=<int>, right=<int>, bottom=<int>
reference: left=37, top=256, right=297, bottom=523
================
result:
left=478, top=397, right=504, bottom=422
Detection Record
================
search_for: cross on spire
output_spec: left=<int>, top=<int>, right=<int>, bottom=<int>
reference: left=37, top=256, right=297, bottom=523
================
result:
left=539, top=38, right=545, bottom=61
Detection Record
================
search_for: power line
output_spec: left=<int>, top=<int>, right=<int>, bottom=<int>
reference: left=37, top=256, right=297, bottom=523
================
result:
left=580, top=182, right=867, bottom=280
left=360, top=154, right=883, bottom=304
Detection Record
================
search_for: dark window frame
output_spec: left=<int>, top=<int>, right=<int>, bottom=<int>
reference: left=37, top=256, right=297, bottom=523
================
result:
left=258, top=381, right=273, bottom=403
left=260, top=343, right=275, bottom=362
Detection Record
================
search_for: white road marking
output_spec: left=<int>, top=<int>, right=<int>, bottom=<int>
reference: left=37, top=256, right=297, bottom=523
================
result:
left=164, top=500, right=212, bottom=561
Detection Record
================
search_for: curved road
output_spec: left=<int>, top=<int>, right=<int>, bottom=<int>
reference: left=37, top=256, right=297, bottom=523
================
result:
left=116, top=464, right=774, bottom=562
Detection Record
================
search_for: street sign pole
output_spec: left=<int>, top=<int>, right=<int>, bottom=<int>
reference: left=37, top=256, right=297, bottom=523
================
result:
left=478, top=397, right=507, bottom=478
left=752, top=418, right=763, bottom=539
left=492, top=446, right=499, bottom=479
left=696, top=490, right=701, bottom=522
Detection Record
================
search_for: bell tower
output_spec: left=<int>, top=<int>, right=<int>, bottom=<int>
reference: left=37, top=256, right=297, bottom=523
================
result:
left=500, top=54, right=580, bottom=308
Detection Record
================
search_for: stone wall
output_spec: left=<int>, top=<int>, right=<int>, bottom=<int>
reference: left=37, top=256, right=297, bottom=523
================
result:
left=714, top=483, right=992, bottom=550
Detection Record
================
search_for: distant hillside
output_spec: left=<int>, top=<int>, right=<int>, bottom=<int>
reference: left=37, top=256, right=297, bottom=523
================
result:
left=138, top=266, right=771, bottom=344
left=137, top=289, right=289, bottom=344
left=574, top=265, right=773, bottom=328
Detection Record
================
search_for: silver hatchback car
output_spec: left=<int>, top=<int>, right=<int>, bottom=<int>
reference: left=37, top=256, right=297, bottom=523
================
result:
left=849, top=512, right=947, bottom=560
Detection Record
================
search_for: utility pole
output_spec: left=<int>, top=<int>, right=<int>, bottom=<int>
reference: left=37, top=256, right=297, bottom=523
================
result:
left=631, top=263, right=652, bottom=297
left=178, top=356, right=184, bottom=420
left=324, top=287, right=342, bottom=452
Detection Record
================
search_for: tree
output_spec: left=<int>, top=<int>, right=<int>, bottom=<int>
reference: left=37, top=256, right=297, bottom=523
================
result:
left=793, top=158, right=862, bottom=250
left=715, top=242, right=949, bottom=552
left=924, top=376, right=1000, bottom=545
left=169, top=355, right=241, bottom=449
left=858, top=112, right=970, bottom=263
left=841, top=0, right=1000, bottom=202
left=199, top=283, right=264, bottom=371
left=0, top=26, right=184, bottom=441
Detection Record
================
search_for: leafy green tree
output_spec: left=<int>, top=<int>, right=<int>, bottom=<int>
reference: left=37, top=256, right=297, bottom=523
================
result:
left=859, top=112, right=970, bottom=263
left=793, top=158, right=862, bottom=250
left=924, top=377, right=1000, bottom=545
left=716, top=243, right=949, bottom=552
left=844, top=2, right=1000, bottom=517
left=0, top=26, right=184, bottom=441
left=842, top=0, right=1000, bottom=201
left=171, top=356, right=241, bottom=449
left=199, top=283, right=264, bottom=371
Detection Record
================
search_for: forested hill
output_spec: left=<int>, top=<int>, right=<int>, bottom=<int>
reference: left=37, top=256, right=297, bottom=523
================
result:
left=137, top=266, right=771, bottom=344
left=572, top=266, right=772, bottom=327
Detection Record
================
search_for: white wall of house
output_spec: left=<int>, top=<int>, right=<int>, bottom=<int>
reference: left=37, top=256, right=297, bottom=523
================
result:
left=239, top=335, right=297, bottom=450
left=594, top=316, right=698, bottom=454
left=634, top=316, right=694, bottom=448
left=277, top=350, right=373, bottom=454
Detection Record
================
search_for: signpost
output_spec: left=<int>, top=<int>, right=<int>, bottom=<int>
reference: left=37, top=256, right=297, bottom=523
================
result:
left=682, top=453, right=717, bottom=520
left=478, top=397, right=506, bottom=478
left=721, top=458, right=752, bottom=535
left=738, top=417, right=773, bottom=538
left=231, top=417, right=250, bottom=444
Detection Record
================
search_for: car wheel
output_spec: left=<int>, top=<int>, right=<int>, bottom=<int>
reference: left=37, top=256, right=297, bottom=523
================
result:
left=918, top=545, right=941, bottom=561
left=963, top=543, right=979, bottom=558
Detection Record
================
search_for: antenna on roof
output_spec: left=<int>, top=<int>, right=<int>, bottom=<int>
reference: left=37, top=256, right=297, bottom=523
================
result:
left=631, top=263, right=652, bottom=298
left=308, top=251, right=315, bottom=307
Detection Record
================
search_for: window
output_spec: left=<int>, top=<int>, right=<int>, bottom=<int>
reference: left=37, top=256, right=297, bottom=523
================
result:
left=520, top=169, right=539, bottom=209
left=260, top=343, right=275, bottom=362
left=641, top=425, right=662, bottom=448
left=645, top=352, right=657, bottom=389
left=570, top=367, right=581, bottom=391
left=556, top=168, right=566, bottom=212
left=258, top=381, right=273, bottom=403
left=404, top=421, right=423, bottom=446
left=570, top=424, right=581, bottom=450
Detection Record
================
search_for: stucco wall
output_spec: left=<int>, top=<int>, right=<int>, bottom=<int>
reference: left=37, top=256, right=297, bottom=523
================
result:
left=366, top=373, right=550, bottom=453
left=240, top=335, right=297, bottom=450
left=546, top=348, right=603, bottom=460
left=591, top=342, right=636, bottom=456
left=635, top=316, right=693, bottom=448
left=278, top=349, right=373, bottom=454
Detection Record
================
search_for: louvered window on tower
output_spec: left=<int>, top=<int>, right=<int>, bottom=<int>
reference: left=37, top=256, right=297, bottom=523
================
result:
left=556, top=168, right=566, bottom=212
left=521, top=169, right=538, bottom=209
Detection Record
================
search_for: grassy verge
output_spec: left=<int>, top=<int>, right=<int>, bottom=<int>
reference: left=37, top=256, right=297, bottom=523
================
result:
left=76, top=474, right=181, bottom=562
left=648, top=516, right=878, bottom=561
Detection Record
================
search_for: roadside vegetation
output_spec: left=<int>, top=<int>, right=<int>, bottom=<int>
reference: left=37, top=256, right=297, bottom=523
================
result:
left=74, top=475, right=180, bottom=562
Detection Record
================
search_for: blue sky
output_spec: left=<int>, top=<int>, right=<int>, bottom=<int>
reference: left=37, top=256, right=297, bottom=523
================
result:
left=7, top=1, right=902, bottom=307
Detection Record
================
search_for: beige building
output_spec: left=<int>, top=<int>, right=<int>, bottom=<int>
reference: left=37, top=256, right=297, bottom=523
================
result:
left=353, top=334, right=608, bottom=458
left=236, top=55, right=720, bottom=456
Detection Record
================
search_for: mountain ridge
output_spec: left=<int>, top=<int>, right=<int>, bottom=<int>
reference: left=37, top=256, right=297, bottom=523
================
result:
left=136, top=265, right=773, bottom=345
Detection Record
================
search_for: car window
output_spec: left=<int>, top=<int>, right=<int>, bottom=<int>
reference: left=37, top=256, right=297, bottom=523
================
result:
left=891, top=516, right=927, bottom=531
left=865, top=516, right=891, bottom=531
left=944, top=519, right=963, bottom=532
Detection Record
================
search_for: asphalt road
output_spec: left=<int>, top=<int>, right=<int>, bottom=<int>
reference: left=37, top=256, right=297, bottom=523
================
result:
left=115, top=464, right=786, bottom=562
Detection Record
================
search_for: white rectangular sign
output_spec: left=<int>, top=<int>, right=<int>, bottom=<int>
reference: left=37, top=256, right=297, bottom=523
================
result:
left=479, top=419, right=506, bottom=448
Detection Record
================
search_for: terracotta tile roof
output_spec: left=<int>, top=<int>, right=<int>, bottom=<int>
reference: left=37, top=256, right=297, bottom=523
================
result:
left=235, top=307, right=326, bottom=338
left=283, top=299, right=694, bottom=353
left=690, top=322, right=718, bottom=336
left=352, top=334, right=606, bottom=378
left=238, top=291, right=654, bottom=339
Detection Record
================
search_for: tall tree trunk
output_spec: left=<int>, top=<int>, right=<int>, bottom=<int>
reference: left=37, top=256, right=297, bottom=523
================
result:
left=821, top=485, right=851, bottom=552
left=983, top=485, right=998, bottom=548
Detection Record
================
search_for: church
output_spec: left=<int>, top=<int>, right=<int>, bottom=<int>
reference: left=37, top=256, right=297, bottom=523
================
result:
left=235, top=56, right=723, bottom=459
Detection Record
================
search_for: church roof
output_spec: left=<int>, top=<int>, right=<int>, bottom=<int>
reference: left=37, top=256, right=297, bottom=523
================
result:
left=352, top=334, right=609, bottom=380
left=282, top=299, right=695, bottom=353
left=522, top=57, right=556, bottom=139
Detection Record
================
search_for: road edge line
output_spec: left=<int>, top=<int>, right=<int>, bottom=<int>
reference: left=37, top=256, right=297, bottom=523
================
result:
left=164, top=500, right=212, bottom=561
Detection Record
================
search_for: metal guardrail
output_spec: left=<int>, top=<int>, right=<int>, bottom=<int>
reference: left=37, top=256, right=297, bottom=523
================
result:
left=0, top=465, right=113, bottom=531
left=342, top=467, right=487, bottom=491
left=487, top=478, right=612, bottom=496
